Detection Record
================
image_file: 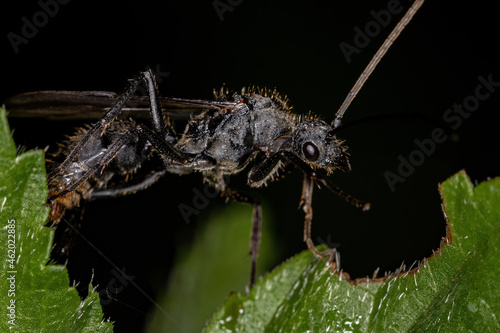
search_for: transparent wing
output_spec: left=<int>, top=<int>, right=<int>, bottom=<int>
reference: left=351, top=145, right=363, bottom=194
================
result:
left=4, top=90, right=240, bottom=121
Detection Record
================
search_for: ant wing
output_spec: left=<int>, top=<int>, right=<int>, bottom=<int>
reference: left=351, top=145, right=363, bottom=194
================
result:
left=4, top=90, right=239, bottom=121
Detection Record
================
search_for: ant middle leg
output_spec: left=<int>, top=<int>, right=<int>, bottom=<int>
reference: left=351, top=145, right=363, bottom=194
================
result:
left=222, top=188, right=262, bottom=290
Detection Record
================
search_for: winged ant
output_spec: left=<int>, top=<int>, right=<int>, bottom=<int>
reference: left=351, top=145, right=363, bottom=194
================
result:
left=5, top=0, right=425, bottom=289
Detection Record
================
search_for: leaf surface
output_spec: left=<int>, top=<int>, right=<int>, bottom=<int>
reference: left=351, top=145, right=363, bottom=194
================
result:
left=206, top=171, right=500, bottom=332
left=0, top=108, right=113, bottom=333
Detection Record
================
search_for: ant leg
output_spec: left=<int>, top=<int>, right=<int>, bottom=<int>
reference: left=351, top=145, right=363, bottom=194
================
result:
left=90, top=170, right=167, bottom=199
left=142, top=70, right=166, bottom=136
left=250, top=150, right=369, bottom=269
left=280, top=151, right=370, bottom=210
left=134, top=125, right=190, bottom=163
left=299, top=174, right=340, bottom=270
left=281, top=151, right=368, bottom=267
left=48, top=76, right=142, bottom=179
left=313, top=176, right=370, bottom=211
left=49, top=124, right=190, bottom=202
left=247, top=152, right=284, bottom=186
left=222, top=188, right=262, bottom=290
left=49, top=70, right=169, bottom=180
left=49, top=130, right=138, bottom=201
left=249, top=150, right=368, bottom=209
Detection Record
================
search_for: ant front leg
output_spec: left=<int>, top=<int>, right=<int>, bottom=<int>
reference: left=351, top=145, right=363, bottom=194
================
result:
left=251, top=150, right=369, bottom=271
left=248, top=151, right=338, bottom=267
left=300, top=174, right=340, bottom=270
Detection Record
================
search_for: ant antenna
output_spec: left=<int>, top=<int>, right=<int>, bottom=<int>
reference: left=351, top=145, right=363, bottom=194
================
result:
left=333, top=0, right=425, bottom=128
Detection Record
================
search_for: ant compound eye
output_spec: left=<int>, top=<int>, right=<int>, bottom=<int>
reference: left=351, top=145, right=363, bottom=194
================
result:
left=303, top=142, right=319, bottom=161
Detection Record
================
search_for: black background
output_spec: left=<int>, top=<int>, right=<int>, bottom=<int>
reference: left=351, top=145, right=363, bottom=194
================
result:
left=1, top=0, right=499, bottom=332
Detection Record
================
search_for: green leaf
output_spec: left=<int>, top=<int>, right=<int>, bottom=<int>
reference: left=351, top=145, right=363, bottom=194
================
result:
left=205, top=171, right=500, bottom=332
left=0, top=108, right=113, bottom=333
left=146, top=204, right=278, bottom=333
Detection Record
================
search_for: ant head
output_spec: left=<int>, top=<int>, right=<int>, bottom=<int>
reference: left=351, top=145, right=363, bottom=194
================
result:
left=292, top=119, right=351, bottom=174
